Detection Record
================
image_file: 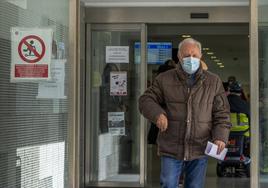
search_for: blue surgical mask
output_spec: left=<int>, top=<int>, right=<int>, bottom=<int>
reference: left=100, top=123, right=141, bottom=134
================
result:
left=181, top=57, right=200, bottom=74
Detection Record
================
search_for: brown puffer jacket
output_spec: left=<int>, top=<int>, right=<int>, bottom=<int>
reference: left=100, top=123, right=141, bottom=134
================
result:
left=139, top=64, right=231, bottom=161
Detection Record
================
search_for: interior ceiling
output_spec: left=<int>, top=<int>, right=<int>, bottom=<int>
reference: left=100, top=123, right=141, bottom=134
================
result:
left=82, top=0, right=249, bottom=7
left=148, top=24, right=250, bottom=85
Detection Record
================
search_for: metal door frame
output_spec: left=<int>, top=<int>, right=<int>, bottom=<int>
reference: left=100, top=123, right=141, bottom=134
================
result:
left=85, top=23, right=147, bottom=187
left=79, top=3, right=260, bottom=188
left=250, top=0, right=259, bottom=188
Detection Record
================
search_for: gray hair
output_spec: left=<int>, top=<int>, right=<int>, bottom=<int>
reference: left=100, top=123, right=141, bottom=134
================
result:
left=178, top=38, right=202, bottom=55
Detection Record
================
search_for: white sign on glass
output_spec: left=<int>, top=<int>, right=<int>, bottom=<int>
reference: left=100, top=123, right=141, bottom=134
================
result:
left=10, top=27, right=53, bottom=82
left=37, top=59, right=66, bottom=99
left=110, top=71, right=127, bottom=96
left=106, top=46, right=129, bottom=63
left=108, top=112, right=125, bottom=136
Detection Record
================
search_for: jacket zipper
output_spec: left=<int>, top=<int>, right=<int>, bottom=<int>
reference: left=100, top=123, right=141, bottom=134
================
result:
left=185, top=87, right=191, bottom=160
left=184, top=79, right=204, bottom=160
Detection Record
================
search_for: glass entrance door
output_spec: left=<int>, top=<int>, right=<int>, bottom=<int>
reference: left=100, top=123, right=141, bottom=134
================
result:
left=85, top=24, right=146, bottom=187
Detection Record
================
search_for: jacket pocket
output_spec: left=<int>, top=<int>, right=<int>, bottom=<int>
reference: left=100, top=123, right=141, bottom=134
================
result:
left=158, top=120, right=179, bottom=143
left=194, top=121, right=212, bottom=144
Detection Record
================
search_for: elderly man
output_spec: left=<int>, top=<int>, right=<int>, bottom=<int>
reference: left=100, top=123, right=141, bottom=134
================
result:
left=139, top=38, right=231, bottom=188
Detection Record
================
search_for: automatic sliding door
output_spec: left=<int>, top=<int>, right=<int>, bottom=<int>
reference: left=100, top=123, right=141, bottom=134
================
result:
left=85, top=24, right=146, bottom=187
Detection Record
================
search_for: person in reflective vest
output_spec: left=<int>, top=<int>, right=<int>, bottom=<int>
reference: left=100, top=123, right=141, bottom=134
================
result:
left=227, top=81, right=250, bottom=122
left=227, top=81, right=250, bottom=155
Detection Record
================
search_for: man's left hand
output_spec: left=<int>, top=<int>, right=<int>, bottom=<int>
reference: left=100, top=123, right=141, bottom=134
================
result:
left=214, top=140, right=226, bottom=155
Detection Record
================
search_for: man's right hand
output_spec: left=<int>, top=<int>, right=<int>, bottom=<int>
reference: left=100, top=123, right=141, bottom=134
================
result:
left=156, top=114, right=168, bottom=132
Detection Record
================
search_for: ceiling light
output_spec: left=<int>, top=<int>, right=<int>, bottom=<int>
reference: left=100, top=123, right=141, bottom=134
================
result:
left=203, top=48, right=210, bottom=51
left=220, top=65, right=225, bottom=68
left=211, top=56, right=217, bottom=59
left=207, top=52, right=214, bottom=55
left=217, top=62, right=223, bottom=65
left=214, top=59, right=220, bottom=62
left=182, top=35, right=191, bottom=38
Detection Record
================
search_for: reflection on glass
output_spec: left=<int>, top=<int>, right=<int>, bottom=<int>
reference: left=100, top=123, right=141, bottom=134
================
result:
left=17, top=142, right=65, bottom=188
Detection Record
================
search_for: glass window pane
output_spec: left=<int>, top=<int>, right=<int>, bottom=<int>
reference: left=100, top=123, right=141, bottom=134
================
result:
left=87, top=30, right=141, bottom=184
left=0, top=1, right=71, bottom=188
left=259, top=1, right=268, bottom=187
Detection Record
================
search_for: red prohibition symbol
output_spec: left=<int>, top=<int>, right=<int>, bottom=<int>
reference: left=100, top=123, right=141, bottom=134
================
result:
left=18, top=35, right=46, bottom=63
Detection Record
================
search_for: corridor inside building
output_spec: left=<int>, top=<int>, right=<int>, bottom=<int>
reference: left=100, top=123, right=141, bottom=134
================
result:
left=145, top=23, right=251, bottom=188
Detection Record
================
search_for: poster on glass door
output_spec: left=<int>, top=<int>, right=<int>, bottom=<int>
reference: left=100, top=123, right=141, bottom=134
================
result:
left=110, top=71, right=127, bottom=96
left=106, top=46, right=129, bottom=63
left=108, top=112, right=125, bottom=136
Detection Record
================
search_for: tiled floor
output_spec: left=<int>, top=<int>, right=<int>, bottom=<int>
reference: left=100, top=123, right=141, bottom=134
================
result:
left=205, top=177, right=249, bottom=188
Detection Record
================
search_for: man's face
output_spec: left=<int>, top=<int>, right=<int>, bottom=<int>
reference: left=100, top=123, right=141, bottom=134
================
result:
left=178, top=43, right=202, bottom=63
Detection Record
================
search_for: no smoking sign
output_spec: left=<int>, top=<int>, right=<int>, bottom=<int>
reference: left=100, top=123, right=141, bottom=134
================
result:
left=11, top=28, right=53, bottom=82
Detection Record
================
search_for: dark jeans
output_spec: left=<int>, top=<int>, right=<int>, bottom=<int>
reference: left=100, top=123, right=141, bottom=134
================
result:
left=160, top=156, right=208, bottom=188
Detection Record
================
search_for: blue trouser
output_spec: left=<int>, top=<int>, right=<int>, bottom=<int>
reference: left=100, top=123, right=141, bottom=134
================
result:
left=160, top=156, right=208, bottom=188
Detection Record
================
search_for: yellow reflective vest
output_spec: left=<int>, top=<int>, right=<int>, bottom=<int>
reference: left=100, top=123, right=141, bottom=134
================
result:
left=230, top=113, right=250, bottom=137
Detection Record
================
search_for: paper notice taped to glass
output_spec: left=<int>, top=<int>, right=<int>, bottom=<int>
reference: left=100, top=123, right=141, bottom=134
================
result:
left=205, top=141, right=228, bottom=161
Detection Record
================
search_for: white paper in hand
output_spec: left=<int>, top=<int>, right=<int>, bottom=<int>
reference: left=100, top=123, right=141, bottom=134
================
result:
left=205, top=141, right=227, bottom=161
